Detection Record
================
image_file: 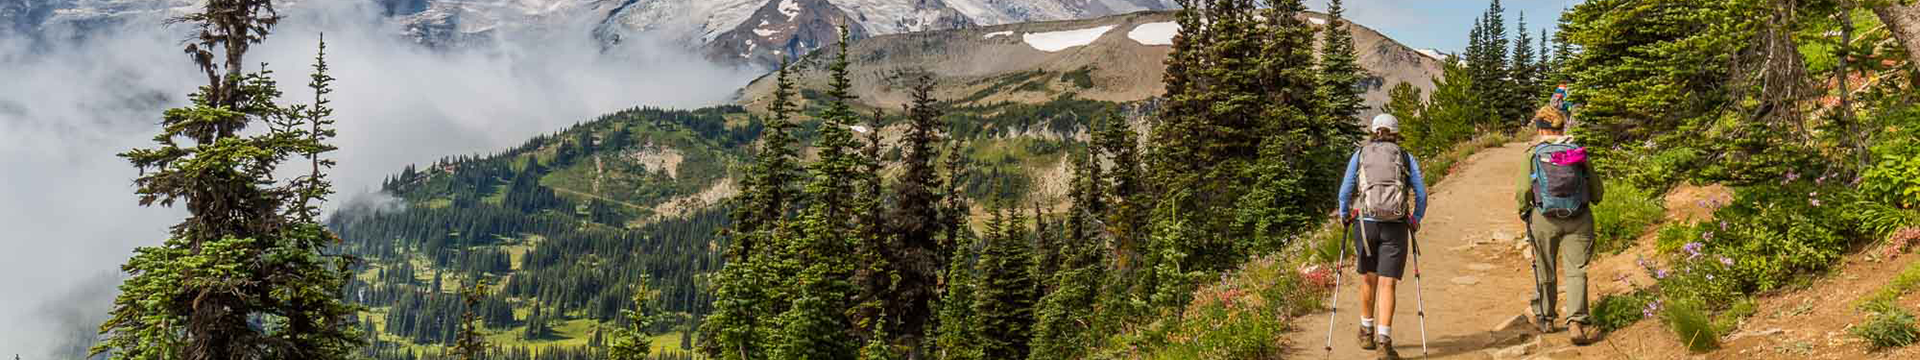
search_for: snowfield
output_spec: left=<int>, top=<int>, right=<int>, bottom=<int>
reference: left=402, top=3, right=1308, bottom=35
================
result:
left=1309, top=17, right=1327, bottom=25
left=984, top=30, right=1015, bottom=39
left=1023, top=25, right=1116, bottom=52
left=780, top=0, right=802, bottom=20
left=1417, top=48, right=1448, bottom=61
left=1127, top=22, right=1177, bottom=46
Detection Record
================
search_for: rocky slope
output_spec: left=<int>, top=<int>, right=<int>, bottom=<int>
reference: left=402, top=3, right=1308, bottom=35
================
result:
left=736, top=10, right=1446, bottom=120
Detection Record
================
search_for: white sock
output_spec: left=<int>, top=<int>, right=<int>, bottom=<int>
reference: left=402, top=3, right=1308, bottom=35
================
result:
left=1377, top=326, right=1392, bottom=337
left=1360, top=318, right=1375, bottom=328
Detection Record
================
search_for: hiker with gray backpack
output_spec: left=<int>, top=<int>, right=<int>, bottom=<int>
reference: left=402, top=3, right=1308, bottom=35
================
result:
left=1517, top=105, right=1605, bottom=345
left=1329, top=114, right=1431, bottom=360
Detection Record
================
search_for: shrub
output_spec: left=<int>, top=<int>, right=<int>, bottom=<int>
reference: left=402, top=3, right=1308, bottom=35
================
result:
left=1591, top=292, right=1653, bottom=332
left=1662, top=299, right=1719, bottom=352
left=1092, top=255, right=1322, bottom=359
left=1851, top=306, right=1919, bottom=350
left=1656, top=183, right=1861, bottom=297
left=1592, top=183, right=1665, bottom=254
left=1860, top=108, right=1920, bottom=209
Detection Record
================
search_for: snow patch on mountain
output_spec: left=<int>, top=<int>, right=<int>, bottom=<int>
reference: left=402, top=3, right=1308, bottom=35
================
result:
left=1308, top=17, right=1327, bottom=25
left=1127, top=22, right=1176, bottom=46
left=984, top=30, right=1013, bottom=39
left=1417, top=48, right=1447, bottom=61
left=1023, top=25, right=1114, bottom=52
left=780, top=0, right=801, bottom=20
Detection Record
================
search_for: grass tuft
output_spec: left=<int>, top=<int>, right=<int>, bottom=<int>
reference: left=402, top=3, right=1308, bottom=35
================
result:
left=1662, top=299, right=1719, bottom=353
left=1852, top=307, right=1920, bottom=350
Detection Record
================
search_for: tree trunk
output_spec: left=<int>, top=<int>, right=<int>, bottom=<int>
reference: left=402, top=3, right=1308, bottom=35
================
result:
left=1872, top=2, right=1920, bottom=76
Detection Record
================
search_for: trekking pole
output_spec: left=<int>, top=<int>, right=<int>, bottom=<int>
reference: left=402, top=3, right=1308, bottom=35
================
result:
left=1325, top=220, right=1353, bottom=358
left=1411, top=228, right=1430, bottom=357
left=1524, top=216, right=1550, bottom=332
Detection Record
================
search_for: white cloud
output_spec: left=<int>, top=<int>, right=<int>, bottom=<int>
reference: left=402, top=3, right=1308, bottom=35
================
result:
left=0, top=2, right=755, bottom=355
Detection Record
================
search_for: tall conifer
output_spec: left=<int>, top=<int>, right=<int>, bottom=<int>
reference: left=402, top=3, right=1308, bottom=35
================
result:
left=770, top=26, right=864, bottom=360
left=94, top=2, right=362, bottom=357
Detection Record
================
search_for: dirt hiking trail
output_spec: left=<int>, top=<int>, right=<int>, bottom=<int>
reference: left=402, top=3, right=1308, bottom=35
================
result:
left=1287, top=141, right=1624, bottom=359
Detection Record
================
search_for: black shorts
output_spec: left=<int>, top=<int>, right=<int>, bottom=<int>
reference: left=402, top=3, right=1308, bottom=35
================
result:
left=1350, top=220, right=1410, bottom=279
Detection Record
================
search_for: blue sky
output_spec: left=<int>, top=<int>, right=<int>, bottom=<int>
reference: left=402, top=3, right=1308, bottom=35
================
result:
left=1306, top=0, right=1588, bottom=52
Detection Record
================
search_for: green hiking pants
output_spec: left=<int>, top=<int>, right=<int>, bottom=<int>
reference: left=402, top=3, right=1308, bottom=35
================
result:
left=1528, top=210, right=1596, bottom=324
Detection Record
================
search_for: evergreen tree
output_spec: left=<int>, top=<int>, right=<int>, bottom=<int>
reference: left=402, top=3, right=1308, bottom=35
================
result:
left=1511, top=12, right=1538, bottom=107
left=702, top=59, right=805, bottom=360
left=1414, top=57, right=1485, bottom=157
left=1384, top=82, right=1430, bottom=154
left=93, top=3, right=362, bottom=357
left=852, top=108, right=892, bottom=351
left=876, top=74, right=950, bottom=354
left=971, top=206, right=1038, bottom=360
left=451, top=281, right=489, bottom=360
left=1091, top=114, right=1149, bottom=335
left=1148, top=0, right=1334, bottom=303
left=1469, top=0, right=1513, bottom=127
left=932, top=234, right=979, bottom=360
left=611, top=277, right=664, bottom=360
left=1549, top=8, right=1576, bottom=86
left=1028, top=146, right=1106, bottom=360
left=1316, top=0, right=1370, bottom=125
left=770, top=26, right=863, bottom=360
left=1562, top=0, right=1821, bottom=186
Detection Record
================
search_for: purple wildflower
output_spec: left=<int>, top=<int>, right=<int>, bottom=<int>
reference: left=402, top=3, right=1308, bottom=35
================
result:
left=1707, top=274, right=1715, bottom=280
left=1720, top=256, right=1734, bottom=266
left=1684, top=242, right=1705, bottom=260
left=1720, top=221, right=1728, bottom=231
left=1703, top=231, right=1715, bottom=242
left=1655, top=268, right=1670, bottom=279
left=1812, top=199, right=1822, bottom=207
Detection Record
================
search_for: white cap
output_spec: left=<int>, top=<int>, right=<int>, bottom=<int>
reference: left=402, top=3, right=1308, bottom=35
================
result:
left=1370, top=114, right=1399, bottom=133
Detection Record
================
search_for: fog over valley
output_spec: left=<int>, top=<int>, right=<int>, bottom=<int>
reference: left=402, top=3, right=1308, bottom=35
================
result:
left=0, top=2, right=756, bottom=356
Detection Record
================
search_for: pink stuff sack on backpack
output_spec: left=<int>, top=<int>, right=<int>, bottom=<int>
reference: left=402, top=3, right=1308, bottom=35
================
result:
left=1549, top=147, right=1588, bottom=166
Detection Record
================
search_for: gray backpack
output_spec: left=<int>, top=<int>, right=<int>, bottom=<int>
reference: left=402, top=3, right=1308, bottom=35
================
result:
left=1357, top=142, right=1411, bottom=221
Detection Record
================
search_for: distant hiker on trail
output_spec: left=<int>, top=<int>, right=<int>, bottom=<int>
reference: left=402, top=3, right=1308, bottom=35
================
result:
left=1517, top=105, right=1605, bottom=345
left=1333, top=114, right=1430, bottom=360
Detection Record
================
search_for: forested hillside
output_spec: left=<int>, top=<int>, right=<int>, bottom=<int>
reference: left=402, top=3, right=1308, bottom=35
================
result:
left=323, top=52, right=1143, bottom=359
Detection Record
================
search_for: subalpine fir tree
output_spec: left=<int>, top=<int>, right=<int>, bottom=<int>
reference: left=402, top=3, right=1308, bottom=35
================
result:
left=702, top=58, right=807, bottom=359
left=1028, top=146, right=1106, bottom=360
left=1242, top=0, right=1349, bottom=251
left=611, top=277, right=664, bottom=360
left=1511, top=12, right=1538, bottom=108
left=1549, top=11, right=1576, bottom=86
left=770, top=26, right=863, bottom=360
left=93, top=2, right=362, bottom=357
left=871, top=74, right=950, bottom=354
left=1416, top=57, right=1485, bottom=156
left=852, top=108, right=893, bottom=354
left=1316, top=0, right=1369, bottom=125
left=451, top=281, right=489, bottom=360
left=1091, top=114, right=1149, bottom=335
left=971, top=206, right=1038, bottom=360
left=1384, top=82, right=1430, bottom=153
left=933, top=234, right=979, bottom=360
left=1149, top=0, right=1332, bottom=299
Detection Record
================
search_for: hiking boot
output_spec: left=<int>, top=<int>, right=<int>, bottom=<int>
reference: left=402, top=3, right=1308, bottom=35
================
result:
left=1570, top=322, right=1597, bottom=346
left=1376, top=335, right=1401, bottom=360
left=1535, top=315, right=1556, bottom=334
left=1358, top=326, right=1377, bottom=350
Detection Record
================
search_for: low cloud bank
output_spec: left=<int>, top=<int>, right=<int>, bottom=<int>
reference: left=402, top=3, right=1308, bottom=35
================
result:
left=0, top=2, right=756, bottom=355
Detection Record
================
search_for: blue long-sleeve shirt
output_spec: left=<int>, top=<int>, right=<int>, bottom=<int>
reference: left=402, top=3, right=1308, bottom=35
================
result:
left=1336, top=149, right=1429, bottom=222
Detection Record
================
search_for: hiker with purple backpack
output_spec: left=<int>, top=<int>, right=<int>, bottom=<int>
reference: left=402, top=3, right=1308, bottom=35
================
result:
left=1518, top=105, right=1606, bottom=345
